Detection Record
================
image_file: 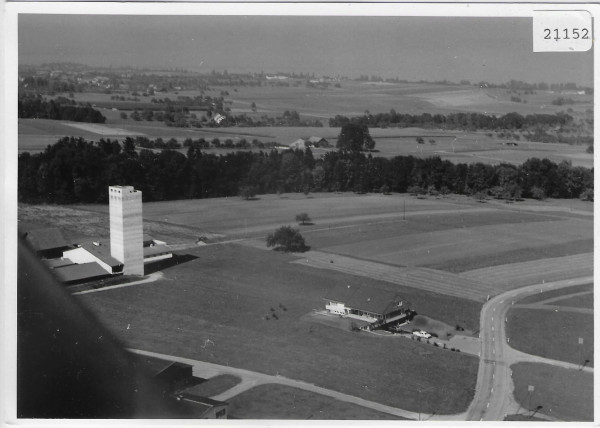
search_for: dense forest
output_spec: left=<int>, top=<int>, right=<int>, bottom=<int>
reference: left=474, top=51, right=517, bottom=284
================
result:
left=18, top=94, right=106, bottom=123
left=18, top=137, right=593, bottom=204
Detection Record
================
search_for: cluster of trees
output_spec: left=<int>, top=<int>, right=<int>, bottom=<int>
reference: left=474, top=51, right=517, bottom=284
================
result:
left=19, top=136, right=593, bottom=205
left=19, top=75, right=79, bottom=94
left=329, top=111, right=572, bottom=132
left=183, top=137, right=279, bottom=150
left=217, top=110, right=323, bottom=128
left=551, top=97, right=576, bottom=106
left=18, top=94, right=106, bottom=123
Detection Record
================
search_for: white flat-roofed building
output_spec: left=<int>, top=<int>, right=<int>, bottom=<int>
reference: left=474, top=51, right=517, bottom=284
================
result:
left=324, top=284, right=409, bottom=325
left=109, top=185, right=144, bottom=275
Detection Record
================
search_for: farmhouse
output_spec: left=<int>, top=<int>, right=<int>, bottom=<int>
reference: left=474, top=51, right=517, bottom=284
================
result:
left=289, top=136, right=330, bottom=149
left=324, top=284, right=410, bottom=325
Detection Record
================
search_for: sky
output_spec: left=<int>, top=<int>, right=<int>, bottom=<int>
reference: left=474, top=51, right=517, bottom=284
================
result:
left=18, top=14, right=594, bottom=86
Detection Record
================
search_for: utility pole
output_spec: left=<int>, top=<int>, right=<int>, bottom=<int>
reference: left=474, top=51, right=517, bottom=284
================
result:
left=528, top=385, right=534, bottom=416
left=579, top=337, right=584, bottom=369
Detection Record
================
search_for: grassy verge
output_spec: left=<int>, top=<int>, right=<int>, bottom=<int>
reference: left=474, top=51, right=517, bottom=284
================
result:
left=506, top=307, right=593, bottom=366
left=511, top=362, right=593, bottom=421
left=78, top=243, right=478, bottom=414
left=518, top=283, right=593, bottom=304
left=228, top=384, right=407, bottom=419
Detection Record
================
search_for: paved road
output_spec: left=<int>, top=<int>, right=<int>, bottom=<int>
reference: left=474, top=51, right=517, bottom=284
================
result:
left=464, top=276, right=594, bottom=421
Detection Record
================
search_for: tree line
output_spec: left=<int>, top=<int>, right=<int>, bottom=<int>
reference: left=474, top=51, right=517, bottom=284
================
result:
left=18, top=136, right=593, bottom=204
left=329, top=111, right=572, bottom=132
left=18, top=94, right=106, bottom=123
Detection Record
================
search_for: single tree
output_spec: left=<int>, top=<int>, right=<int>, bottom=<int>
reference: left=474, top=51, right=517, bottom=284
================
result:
left=580, top=188, right=593, bottom=201
left=416, top=137, right=425, bottom=145
left=531, top=186, right=546, bottom=200
left=296, top=213, right=311, bottom=225
left=380, top=184, right=391, bottom=195
left=239, top=185, right=257, bottom=200
left=407, top=185, right=424, bottom=196
left=266, top=226, right=309, bottom=252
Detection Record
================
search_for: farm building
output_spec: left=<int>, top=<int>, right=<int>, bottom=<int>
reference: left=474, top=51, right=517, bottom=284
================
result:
left=324, top=284, right=410, bottom=325
left=306, top=136, right=330, bottom=147
left=289, top=136, right=330, bottom=149
left=134, top=354, right=229, bottom=419
left=63, top=240, right=124, bottom=274
left=175, top=394, right=228, bottom=419
left=143, top=245, right=173, bottom=264
left=52, top=262, right=113, bottom=285
left=22, top=227, right=71, bottom=259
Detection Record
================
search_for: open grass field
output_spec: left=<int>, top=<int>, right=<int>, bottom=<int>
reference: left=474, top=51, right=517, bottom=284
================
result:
left=507, top=288, right=594, bottom=366
left=22, top=190, right=592, bottom=302
left=227, top=384, right=406, bottom=419
left=461, top=253, right=593, bottom=288
left=75, top=193, right=479, bottom=236
left=77, top=243, right=479, bottom=414
left=56, top=81, right=594, bottom=120
left=414, top=87, right=593, bottom=115
left=319, top=218, right=589, bottom=270
left=511, top=362, right=593, bottom=421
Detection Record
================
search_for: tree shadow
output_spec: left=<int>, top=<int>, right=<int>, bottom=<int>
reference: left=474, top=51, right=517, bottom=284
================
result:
left=144, top=254, right=198, bottom=275
left=273, top=245, right=311, bottom=253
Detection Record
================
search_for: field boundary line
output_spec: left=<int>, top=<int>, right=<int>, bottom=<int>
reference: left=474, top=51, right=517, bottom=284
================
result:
left=512, top=304, right=592, bottom=315
left=291, top=250, right=493, bottom=301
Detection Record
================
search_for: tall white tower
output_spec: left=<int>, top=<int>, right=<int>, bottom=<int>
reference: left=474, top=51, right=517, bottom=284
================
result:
left=109, top=185, right=144, bottom=275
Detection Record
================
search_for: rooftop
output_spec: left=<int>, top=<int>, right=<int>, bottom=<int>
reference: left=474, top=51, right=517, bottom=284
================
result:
left=325, top=284, right=404, bottom=315
left=76, top=240, right=123, bottom=268
left=43, top=258, right=74, bottom=268
left=53, top=262, right=111, bottom=283
left=23, top=228, right=71, bottom=252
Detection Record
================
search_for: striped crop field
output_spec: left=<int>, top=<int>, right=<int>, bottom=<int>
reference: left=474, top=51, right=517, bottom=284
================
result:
left=460, top=253, right=593, bottom=288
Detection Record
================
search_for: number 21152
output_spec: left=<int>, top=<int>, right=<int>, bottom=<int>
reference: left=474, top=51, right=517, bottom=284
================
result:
left=544, top=28, right=589, bottom=41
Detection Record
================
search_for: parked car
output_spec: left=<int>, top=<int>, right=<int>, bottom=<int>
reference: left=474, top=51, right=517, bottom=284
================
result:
left=412, top=330, right=431, bottom=339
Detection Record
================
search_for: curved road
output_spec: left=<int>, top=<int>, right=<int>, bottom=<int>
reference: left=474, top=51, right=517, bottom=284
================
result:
left=129, top=276, right=593, bottom=421
left=463, top=275, right=593, bottom=421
